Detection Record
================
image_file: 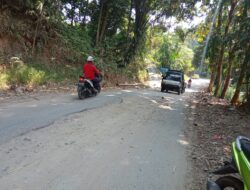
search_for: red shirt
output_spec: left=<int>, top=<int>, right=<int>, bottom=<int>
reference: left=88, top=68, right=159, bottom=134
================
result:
left=83, top=61, right=100, bottom=80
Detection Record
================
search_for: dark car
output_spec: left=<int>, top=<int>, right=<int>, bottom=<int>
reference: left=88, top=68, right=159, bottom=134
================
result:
left=161, top=70, right=185, bottom=95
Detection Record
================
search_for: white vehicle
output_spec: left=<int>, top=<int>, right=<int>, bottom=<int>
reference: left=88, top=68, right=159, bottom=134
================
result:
left=161, top=70, right=186, bottom=95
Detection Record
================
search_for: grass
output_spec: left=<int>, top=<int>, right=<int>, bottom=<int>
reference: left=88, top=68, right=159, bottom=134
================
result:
left=0, top=56, right=160, bottom=90
left=211, top=85, right=245, bottom=102
left=224, top=86, right=235, bottom=100
left=0, top=59, right=82, bottom=89
left=0, top=73, right=8, bottom=89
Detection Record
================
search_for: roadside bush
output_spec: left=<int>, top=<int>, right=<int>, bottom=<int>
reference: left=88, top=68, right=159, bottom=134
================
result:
left=0, top=57, right=83, bottom=90
left=7, top=64, right=46, bottom=86
left=225, top=86, right=235, bottom=100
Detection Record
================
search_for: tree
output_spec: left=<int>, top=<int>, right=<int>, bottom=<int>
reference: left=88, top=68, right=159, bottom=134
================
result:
left=230, top=0, right=250, bottom=105
left=214, top=0, right=239, bottom=97
left=231, top=44, right=250, bottom=104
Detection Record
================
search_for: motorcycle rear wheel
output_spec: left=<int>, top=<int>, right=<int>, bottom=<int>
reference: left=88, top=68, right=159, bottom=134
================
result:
left=77, top=86, right=85, bottom=99
left=215, top=176, right=244, bottom=190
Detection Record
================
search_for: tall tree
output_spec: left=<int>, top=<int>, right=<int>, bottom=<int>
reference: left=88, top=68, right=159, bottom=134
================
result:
left=207, top=3, right=223, bottom=93
left=231, top=44, right=250, bottom=104
left=214, top=0, right=239, bottom=97
left=230, top=0, right=250, bottom=105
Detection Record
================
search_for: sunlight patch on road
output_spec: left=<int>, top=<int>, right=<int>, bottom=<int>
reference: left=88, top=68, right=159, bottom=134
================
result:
left=178, top=139, right=189, bottom=146
left=185, top=88, right=199, bottom=93
left=158, top=105, right=174, bottom=110
left=122, top=90, right=133, bottom=93
left=106, top=94, right=115, bottom=97
left=150, top=100, right=158, bottom=104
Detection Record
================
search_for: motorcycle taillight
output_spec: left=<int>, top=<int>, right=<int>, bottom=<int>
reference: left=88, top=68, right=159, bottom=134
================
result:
left=79, top=77, right=84, bottom=81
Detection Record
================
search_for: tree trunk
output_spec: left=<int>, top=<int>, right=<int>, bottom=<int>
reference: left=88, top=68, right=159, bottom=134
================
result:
left=123, top=0, right=133, bottom=67
left=96, top=0, right=104, bottom=47
left=31, top=2, right=44, bottom=55
left=126, top=0, right=133, bottom=40
left=125, top=0, right=150, bottom=64
left=99, top=9, right=109, bottom=45
left=70, top=0, right=76, bottom=26
left=214, top=46, right=224, bottom=96
left=81, top=0, right=89, bottom=28
left=32, top=18, right=40, bottom=55
left=246, top=71, right=250, bottom=105
left=214, top=0, right=238, bottom=97
left=208, top=64, right=217, bottom=92
left=220, top=59, right=233, bottom=99
left=221, top=45, right=236, bottom=98
left=231, top=45, right=250, bottom=105
left=209, top=4, right=223, bottom=94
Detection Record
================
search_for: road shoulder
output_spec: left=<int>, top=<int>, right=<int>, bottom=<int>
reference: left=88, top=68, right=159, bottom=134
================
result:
left=185, top=90, right=250, bottom=189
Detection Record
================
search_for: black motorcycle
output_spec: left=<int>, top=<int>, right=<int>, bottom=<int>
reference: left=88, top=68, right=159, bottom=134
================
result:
left=77, top=75, right=102, bottom=99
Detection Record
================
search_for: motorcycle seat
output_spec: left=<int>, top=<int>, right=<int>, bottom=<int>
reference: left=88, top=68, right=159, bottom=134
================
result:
left=241, top=139, right=250, bottom=161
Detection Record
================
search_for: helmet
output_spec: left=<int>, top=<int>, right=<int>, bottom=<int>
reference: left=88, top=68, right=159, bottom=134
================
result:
left=87, top=56, right=94, bottom=62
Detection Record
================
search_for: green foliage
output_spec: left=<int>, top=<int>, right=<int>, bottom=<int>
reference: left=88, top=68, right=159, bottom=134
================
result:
left=5, top=0, right=249, bottom=95
left=153, top=33, right=194, bottom=74
left=192, top=44, right=204, bottom=68
left=4, top=64, right=46, bottom=86
left=225, top=86, right=236, bottom=101
left=0, top=59, right=82, bottom=89
left=0, top=73, right=8, bottom=89
left=61, top=24, right=92, bottom=60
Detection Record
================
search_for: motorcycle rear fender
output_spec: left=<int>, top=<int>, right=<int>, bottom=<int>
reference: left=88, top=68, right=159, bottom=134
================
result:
left=84, top=79, right=94, bottom=88
left=207, top=181, right=221, bottom=190
left=77, top=82, right=85, bottom=87
left=212, top=159, right=238, bottom=175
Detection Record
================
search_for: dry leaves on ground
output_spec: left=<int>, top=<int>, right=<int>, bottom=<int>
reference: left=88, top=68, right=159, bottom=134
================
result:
left=185, top=91, right=250, bottom=190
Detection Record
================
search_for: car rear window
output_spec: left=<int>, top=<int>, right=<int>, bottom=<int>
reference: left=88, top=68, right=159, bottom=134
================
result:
left=166, top=74, right=181, bottom=81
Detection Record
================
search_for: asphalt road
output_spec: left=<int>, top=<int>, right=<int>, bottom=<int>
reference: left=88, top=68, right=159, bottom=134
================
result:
left=0, top=71, right=209, bottom=189
left=0, top=92, right=122, bottom=145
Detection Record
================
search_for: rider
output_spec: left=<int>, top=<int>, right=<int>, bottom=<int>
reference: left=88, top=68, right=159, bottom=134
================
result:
left=83, top=56, right=101, bottom=92
left=188, top=78, right=192, bottom=87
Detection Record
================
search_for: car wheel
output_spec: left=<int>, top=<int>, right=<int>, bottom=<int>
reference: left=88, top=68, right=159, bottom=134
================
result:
left=178, top=88, right=181, bottom=95
left=161, top=86, right=165, bottom=92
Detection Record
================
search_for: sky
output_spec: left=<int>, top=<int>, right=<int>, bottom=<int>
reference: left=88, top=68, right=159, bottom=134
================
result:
left=63, top=1, right=207, bottom=31
left=164, top=2, right=207, bottom=32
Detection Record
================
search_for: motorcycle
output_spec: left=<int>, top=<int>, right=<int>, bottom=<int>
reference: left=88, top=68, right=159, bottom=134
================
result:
left=207, top=136, right=250, bottom=190
left=77, top=75, right=102, bottom=99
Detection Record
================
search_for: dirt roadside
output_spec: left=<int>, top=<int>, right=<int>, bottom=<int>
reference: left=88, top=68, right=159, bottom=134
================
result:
left=185, top=90, right=250, bottom=189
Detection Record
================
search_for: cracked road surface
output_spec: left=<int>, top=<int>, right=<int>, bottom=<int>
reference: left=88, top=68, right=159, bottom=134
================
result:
left=0, top=78, right=209, bottom=190
left=0, top=93, right=122, bottom=145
